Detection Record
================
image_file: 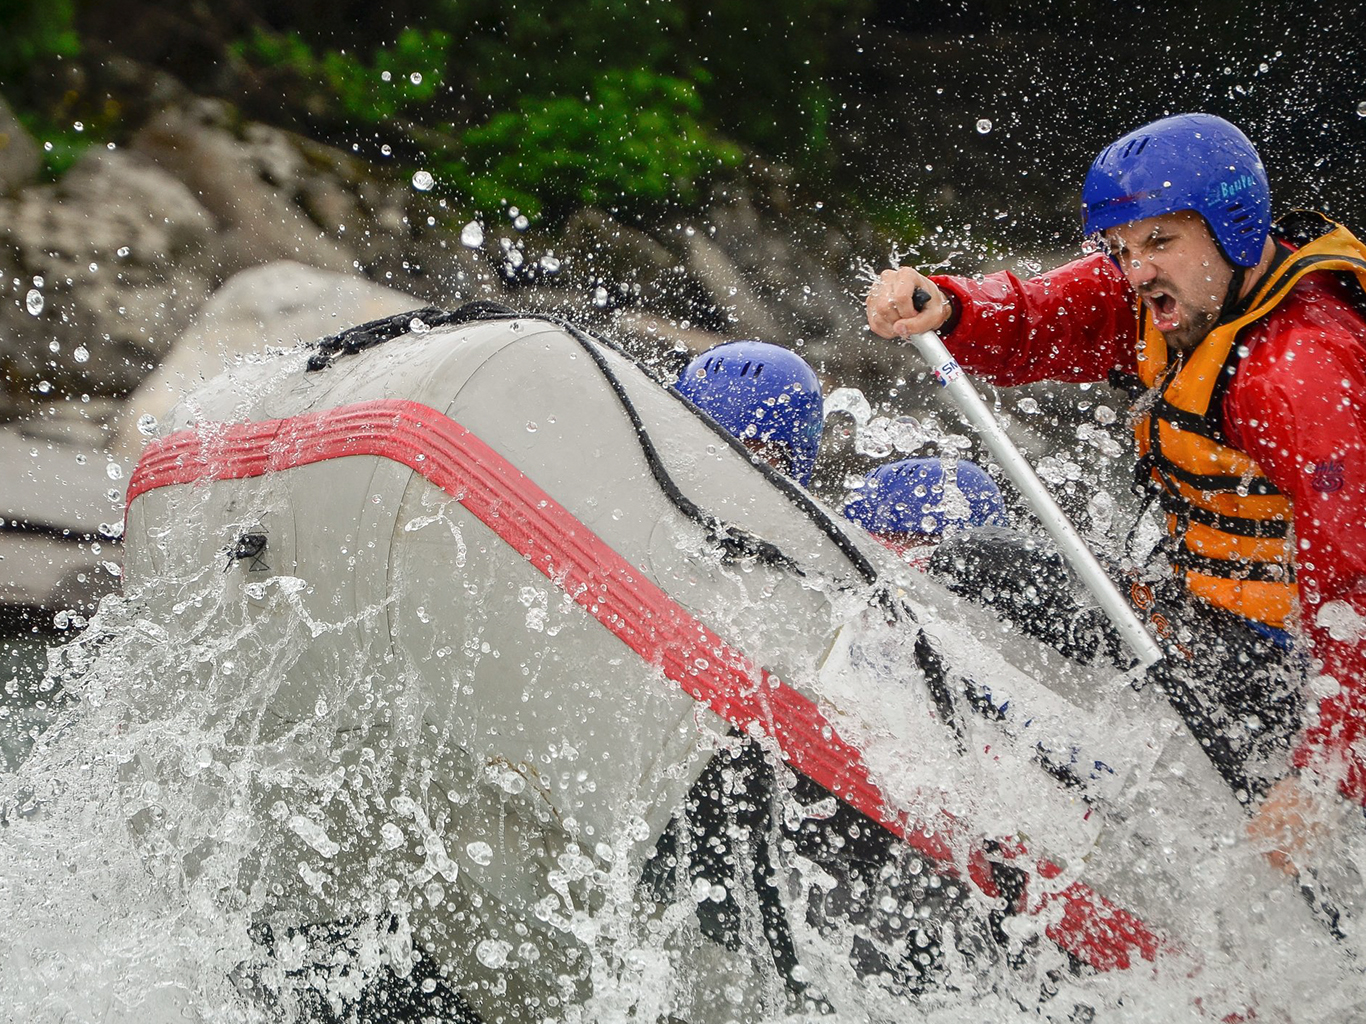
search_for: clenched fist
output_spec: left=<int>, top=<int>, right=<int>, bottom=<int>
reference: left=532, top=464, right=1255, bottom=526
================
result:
left=865, top=267, right=952, bottom=340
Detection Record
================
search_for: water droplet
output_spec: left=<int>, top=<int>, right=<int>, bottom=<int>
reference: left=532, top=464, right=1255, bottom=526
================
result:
left=48, top=340, right=60, bottom=353
left=409, top=71, right=423, bottom=85
left=461, top=221, right=485, bottom=248
left=136, top=413, right=158, bottom=436
left=1357, top=100, right=1366, bottom=118
left=73, top=121, right=84, bottom=132
left=409, top=317, right=430, bottom=334
left=976, top=118, right=993, bottom=134
left=593, top=286, right=609, bottom=308
left=73, top=345, right=89, bottom=363
left=88, top=262, right=98, bottom=273
left=823, top=387, right=872, bottom=426
left=539, top=254, right=561, bottom=273
left=475, top=938, right=512, bottom=969
left=513, top=214, right=529, bottom=231
left=36, top=380, right=51, bottom=394
left=381, top=70, right=392, bottom=82
left=116, top=246, right=130, bottom=258
left=411, top=170, right=434, bottom=192
left=380, top=143, right=392, bottom=157
left=466, top=841, right=494, bottom=866
left=525, top=421, right=538, bottom=433
left=105, top=462, right=124, bottom=481
left=25, top=289, right=44, bottom=316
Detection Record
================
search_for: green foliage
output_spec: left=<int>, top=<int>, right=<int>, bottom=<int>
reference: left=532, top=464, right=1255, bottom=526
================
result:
left=0, top=0, right=81, bottom=85
left=453, top=68, right=743, bottom=217
left=21, top=119, right=89, bottom=179
left=231, top=26, right=450, bottom=123
left=850, top=185, right=925, bottom=248
left=224, top=1, right=867, bottom=215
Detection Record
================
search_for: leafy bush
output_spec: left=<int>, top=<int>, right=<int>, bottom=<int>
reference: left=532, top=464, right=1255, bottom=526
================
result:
left=230, top=26, right=450, bottom=124
left=0, top=0, right=80, bottom=87
left=454, top=68, right=744, bottom=217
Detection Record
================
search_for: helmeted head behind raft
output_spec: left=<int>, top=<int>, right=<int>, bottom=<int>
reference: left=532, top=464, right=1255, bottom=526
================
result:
left=676, top=340, right=824, bottom=485
left=844, top=458, right=1008, bottom=551
left=1082, top=113, right=1273, bottom=352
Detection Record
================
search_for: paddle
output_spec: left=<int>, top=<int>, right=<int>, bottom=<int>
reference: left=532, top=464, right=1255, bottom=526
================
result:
left=904, top=287, right=1162, bottom=668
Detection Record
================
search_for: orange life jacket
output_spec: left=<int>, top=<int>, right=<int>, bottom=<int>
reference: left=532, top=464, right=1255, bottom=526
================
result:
left=1132, top=212, right=1366, bottom=629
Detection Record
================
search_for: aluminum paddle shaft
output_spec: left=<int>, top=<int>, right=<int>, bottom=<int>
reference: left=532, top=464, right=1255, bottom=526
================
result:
left=905, top=328, right=1163, bottom=669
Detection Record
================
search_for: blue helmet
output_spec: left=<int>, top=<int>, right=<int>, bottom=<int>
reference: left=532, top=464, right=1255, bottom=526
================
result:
left=1081, top=113, right=1271, bottom=267
left=676, top=341, right=823, bottom=485
left=844, top=459, right=1009, bottom=536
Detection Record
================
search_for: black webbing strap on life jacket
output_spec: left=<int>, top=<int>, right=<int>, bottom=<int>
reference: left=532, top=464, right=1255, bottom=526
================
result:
left=1139, top=356, right=1294, bottom=583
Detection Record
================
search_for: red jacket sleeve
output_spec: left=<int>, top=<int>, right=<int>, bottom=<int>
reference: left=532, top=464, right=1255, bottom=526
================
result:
left=1224, top=274, right=1366, bottom=802
left=930, top=254, right=1138, bottom=386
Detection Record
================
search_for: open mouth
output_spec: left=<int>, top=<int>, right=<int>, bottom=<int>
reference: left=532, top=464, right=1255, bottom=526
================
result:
left=1145, top=290, right=1179, bottom=327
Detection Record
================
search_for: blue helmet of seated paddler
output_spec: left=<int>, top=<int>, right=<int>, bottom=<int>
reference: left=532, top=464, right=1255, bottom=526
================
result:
left=676, top=340, right=824, bottom=485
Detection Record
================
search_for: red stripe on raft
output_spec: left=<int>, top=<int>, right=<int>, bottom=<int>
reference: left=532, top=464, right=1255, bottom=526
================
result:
left=126, top=397, right=1164, bottom=972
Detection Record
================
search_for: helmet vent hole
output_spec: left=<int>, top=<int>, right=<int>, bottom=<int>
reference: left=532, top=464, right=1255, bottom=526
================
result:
left=1134, top=136, right=1150, bottom=156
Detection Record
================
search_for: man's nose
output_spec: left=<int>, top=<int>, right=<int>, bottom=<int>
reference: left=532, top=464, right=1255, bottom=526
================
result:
left=1124, top=254, right=1159, bottom=287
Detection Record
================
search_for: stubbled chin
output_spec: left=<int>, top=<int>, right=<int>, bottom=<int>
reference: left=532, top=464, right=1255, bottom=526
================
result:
left=1156, top=320, right=1205, bottom=353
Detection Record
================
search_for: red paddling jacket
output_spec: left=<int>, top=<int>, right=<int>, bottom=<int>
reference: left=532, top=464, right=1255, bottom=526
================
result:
left=932, top=212, right=1366, bottom=801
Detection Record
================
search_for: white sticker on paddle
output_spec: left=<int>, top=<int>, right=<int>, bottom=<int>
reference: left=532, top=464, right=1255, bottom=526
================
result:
left=934, top=359, right=964, bottom=386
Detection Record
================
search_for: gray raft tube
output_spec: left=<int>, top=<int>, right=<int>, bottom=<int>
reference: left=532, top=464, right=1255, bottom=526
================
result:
left=117, top=304, right=1305, bottom=1021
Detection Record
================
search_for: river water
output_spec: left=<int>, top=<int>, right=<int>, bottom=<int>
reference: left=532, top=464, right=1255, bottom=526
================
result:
left=1, top=322, right=1363, bottom=1024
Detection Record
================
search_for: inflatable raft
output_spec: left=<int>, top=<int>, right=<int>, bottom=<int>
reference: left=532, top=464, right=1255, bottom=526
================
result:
left=120, top=304, right=1344, bottom=1021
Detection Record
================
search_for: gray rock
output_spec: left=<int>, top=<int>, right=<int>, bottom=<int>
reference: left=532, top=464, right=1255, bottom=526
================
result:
left=704, top=190, right=860, bottom=341
left=133, top=100, right=357, bottom=277
left=561, top=208, right=691, bottom=312
left=0, top=96, right=40, bottom=196
left=0, top=423, right=124, bottom=612
left=683, top=231, right=782, bottom=340
left=112, top=261, right=421, bottom=462
left=0, top=147, right=219, bottom=400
